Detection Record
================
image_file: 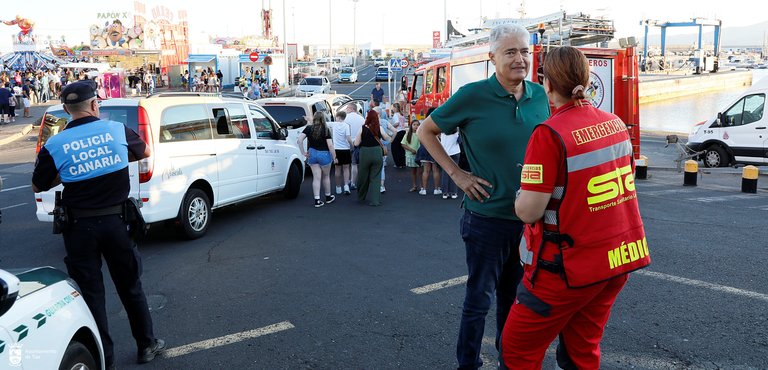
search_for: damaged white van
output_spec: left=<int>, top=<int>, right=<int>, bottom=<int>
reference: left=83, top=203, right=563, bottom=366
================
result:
left=688, top=78, right=768, bottom=167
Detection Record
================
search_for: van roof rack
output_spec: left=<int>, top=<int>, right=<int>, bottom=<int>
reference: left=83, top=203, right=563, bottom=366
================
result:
left=147, top=92, right=251, bottom=100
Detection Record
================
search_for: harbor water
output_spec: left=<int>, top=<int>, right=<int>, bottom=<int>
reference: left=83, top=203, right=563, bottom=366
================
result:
left=640, top=69, right=768, bottom=134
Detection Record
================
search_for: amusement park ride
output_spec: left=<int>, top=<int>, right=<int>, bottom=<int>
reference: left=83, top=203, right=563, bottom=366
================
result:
left=1, top=15, right=65, bottom=69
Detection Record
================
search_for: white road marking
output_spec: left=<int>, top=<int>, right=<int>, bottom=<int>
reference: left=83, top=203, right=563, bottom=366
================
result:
left=687, top=194, right=759, bottom=203
left=415, top=270, right=768, bottom=303
left=0, top=185, right=30, bottom=193
left=640, top=188, right=696, bottom=196
left=0, top=203, right=26, bottom=211
left=635, top=270, right=768, bottom=303
left=163, top=321, right=295, bottom=358
left=410, top=275, right=468, bottom=294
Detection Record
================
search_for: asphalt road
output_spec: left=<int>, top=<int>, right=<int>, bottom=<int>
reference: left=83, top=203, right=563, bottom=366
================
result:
left=1, top=122, right=767, bottom=369
left=331, top=64, right=407, bottom=101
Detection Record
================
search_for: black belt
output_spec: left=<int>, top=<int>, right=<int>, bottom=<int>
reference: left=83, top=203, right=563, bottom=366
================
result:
left=69, top=205, right=123, bottom=219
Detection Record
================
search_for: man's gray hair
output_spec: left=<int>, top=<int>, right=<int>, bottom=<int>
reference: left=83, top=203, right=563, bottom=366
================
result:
left=490, top=23, right=530, bottom=53
left=65, top=97, right=95, bottom=113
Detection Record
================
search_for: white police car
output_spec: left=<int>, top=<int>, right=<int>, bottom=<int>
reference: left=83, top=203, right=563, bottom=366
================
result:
left=0, top=267, right=104, bottom=370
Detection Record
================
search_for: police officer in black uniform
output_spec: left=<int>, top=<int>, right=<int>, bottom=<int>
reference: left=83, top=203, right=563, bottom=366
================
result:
left=32, top=81, right=164, bottom=369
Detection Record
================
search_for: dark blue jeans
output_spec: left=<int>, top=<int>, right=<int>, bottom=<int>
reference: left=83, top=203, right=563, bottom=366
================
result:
left=457, top=210, right=524, bottom=370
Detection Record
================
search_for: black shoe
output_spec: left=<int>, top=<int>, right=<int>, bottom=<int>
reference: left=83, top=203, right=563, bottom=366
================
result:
left=325, top=195, right=336, bottom=204
left=137, top=339, right=165, bottom=364
left=314, top=199, right=325, bottom=208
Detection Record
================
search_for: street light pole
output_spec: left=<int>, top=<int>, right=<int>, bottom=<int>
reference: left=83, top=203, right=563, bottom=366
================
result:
left=283, top=0, right=288, bottom=86
left=329, top=0, right=333, bottom=59
left=353, top=0, right=358, bottom=67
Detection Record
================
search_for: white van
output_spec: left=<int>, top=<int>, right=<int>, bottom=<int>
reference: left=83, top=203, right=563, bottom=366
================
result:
left=34, top=94, right=305, bottom=239
left=688, top=78, right=768, bottom=167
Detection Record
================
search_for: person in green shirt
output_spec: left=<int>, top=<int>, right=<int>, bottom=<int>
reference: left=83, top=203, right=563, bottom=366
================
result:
left=417, top=23, right=550, bottom=370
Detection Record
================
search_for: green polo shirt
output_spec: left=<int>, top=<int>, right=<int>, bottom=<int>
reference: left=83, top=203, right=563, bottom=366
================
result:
left=431, top=74, right=549, bottom=220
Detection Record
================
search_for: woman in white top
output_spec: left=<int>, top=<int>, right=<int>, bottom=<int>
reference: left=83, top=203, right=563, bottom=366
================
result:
left=439, top=131, right=462, bottom=199
left=389, top=102, right=407, bottom=168
left=332, top=110, right=354, bottom=195
left=207, top=75, right=217, bottom=92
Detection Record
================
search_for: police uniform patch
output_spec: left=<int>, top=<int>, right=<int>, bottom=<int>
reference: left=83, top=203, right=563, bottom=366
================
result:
left=521, top=164, right=543, bottom=184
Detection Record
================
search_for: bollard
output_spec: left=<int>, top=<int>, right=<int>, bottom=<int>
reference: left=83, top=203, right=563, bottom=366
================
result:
left=683, top=160, right=698, bottom=186
left=741, top=165, right=759, bottom=193
left=635, top=155, right=648, bottom=180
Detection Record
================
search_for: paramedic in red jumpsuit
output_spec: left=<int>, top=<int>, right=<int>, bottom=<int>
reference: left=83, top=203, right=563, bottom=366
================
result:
left=501, top=46, right=651, bottom=369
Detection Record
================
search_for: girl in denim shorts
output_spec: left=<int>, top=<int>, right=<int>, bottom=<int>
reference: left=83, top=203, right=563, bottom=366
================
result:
left=298, top=112, right=338, bottom=207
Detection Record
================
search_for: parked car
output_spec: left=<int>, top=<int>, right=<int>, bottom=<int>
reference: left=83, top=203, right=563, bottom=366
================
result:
left=0, top=267, right=104, bottom=370
left=375, top=66, right=391, bottom=81
left=687, top=77, right=768, bottom=167
left=34, top=94, right=305, bottom=239
left=296, top=76, right=331, bottom=96
left=338, top=67, right=358, bottom=83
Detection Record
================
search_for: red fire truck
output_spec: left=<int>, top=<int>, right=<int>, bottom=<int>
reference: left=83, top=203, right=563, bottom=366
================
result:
left=407, top=43, right=641, bottom=158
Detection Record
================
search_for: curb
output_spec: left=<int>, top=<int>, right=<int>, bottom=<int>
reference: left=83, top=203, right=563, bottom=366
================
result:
left=0, top=124, right=34, bottom=147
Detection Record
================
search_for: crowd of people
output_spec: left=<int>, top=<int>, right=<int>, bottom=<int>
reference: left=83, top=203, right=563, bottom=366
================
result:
left=0, top=67, right=65, bottom=123
left=181, top=67, right=224, bottom=93
left=296, top=96, right=463, bottom=208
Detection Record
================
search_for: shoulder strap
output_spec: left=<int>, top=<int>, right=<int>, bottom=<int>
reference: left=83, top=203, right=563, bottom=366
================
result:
left=366, top=126, right=385, bottom=150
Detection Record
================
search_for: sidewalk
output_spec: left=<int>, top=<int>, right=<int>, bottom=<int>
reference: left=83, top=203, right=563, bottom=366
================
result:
left=0, top=101, right=56, bottom=147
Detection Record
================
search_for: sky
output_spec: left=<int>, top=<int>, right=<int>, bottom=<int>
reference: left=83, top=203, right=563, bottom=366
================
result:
left=2, top=0, right=766, bottom=51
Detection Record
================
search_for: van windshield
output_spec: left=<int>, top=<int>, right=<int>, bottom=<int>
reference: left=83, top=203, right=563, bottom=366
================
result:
left=261, top=106, right=307, bottom=128
left=37, top=106, right=138, bottom=148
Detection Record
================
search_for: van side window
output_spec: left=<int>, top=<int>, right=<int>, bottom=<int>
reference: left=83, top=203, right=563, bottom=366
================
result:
left=436, top=66, right=447, bottom=93
left=212, top=108, right=235, bottom=138
left=315, top=102, right=333, bottom=122
left=225, top=103, right=251, bottom=139
left=249, top=107, right=276, bottom=139
left=424, top=69, right=434, bottom=95
left=160, top=105, right=213, bottom=142
left=724, top=94, right=765, bottom=126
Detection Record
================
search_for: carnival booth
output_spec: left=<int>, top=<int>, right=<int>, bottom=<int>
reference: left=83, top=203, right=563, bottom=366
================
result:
left=238, top=53, right=287, bottom=90
left=101, top=68, right=126, bottom=98
left=185, top=54, right=217, bottom=77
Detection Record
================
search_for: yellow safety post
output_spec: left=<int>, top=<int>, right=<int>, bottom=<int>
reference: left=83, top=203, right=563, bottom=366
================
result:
left=683, top=160, right=698, bottom=186
left=635, top=155, right=648, bottom=180
left=741, top=165, right=759, bottom=193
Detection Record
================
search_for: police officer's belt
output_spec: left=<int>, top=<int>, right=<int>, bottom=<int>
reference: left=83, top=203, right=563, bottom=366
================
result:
left=70, top=205, right=123, bottom=219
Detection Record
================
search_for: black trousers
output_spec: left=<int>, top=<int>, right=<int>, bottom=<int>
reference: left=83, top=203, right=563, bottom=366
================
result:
left=391, top=130, right=406, bottom=167
left=62, top=214, right=155, bottom=365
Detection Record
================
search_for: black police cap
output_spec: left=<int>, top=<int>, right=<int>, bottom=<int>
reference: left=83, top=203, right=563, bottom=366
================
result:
left=61, top=80, right=98, bottom=104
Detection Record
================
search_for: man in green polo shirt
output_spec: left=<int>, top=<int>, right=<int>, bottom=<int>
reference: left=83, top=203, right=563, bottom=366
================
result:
left=418, top=23, right=550, bottom=370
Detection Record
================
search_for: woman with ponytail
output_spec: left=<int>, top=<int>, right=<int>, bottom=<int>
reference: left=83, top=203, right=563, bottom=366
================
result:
left=298, top=112, right=337, bottom=207
left=502, top=46, right=651, bottom=369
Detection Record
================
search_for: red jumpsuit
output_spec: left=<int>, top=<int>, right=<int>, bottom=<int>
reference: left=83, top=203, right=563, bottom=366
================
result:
left=502, top=100, right=650, bottom=369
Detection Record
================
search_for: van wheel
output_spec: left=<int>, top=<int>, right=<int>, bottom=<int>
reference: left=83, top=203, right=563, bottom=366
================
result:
left=59, top=341, right=96, bottom=370
left=283, top=163, right=302, bottom=199
left=703, top=145, right=728, bottom=168
left=178, top=189, right=211, bottom=239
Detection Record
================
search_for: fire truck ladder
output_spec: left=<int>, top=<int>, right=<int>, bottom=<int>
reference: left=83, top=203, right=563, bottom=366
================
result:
left=445, top=12, right=614, bottom=49
left=537, top=13, right=615, bottom=47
